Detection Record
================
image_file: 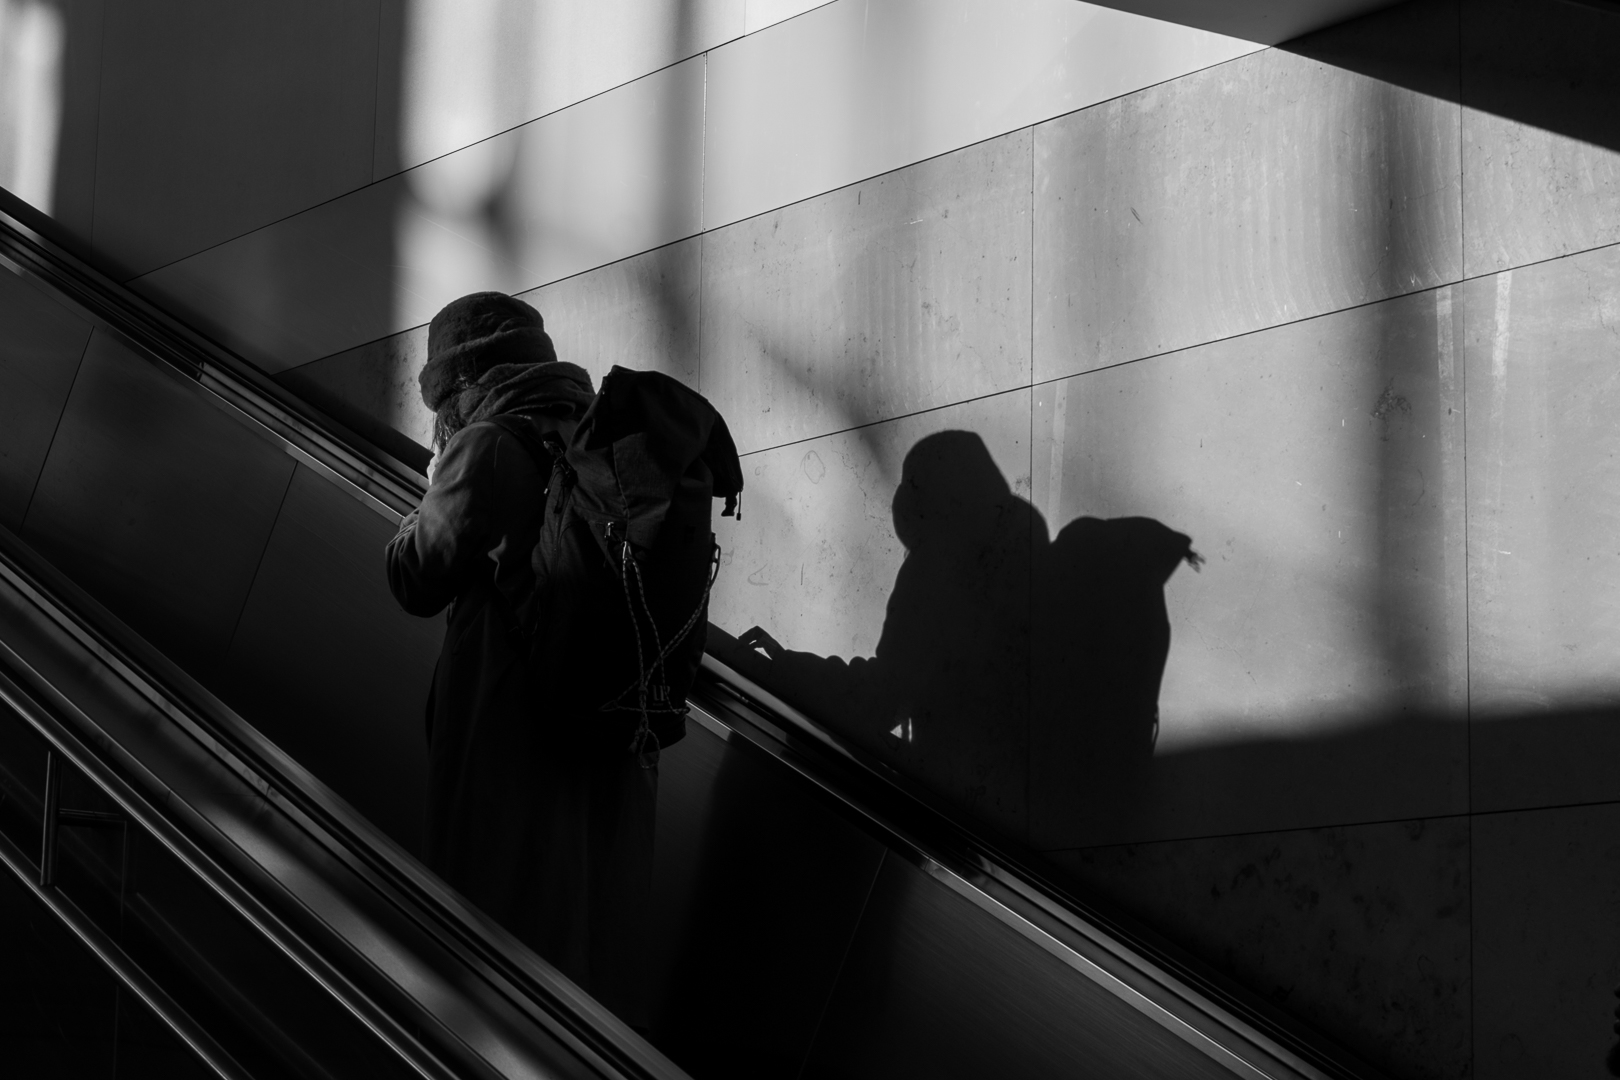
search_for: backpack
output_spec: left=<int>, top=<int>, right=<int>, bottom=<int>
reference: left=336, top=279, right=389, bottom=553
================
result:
left=490, top=367, right=743, bottom=765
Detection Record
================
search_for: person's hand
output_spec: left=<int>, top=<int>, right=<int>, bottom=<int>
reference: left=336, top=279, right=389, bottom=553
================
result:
left=425, top=450, right=441, bottom=483
left=738, top=626, right=785, bottom=661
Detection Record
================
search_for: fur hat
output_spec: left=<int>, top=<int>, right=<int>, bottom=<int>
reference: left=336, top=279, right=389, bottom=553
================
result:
left=418, top=292, right=557, bottom=411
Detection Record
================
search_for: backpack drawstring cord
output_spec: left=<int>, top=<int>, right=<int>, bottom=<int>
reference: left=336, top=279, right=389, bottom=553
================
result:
left=609, top=537, right=721, bottom=769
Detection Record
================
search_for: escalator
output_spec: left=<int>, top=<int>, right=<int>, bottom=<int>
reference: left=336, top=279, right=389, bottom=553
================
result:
left=0, top=193, right=1387, bottom=1080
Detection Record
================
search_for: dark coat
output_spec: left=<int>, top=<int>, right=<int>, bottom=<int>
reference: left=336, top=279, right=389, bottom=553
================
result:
left=385, top=364, right=654, bottom=1024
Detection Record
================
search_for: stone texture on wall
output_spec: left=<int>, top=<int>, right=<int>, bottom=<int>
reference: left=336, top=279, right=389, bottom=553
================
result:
left=702, top=130, right=1033, bottom=454
left=229, top=5, right=1620, bottom=1072
left=1463, top=244, right=1620, bottom=821
left=1028, top=284, right=1467, bottom=849
left=1472, top=802, right=1620, bottom=1080
left=1034, top=33, right=1461, bottom=382
left=1052, top=817, right=1473, bottom=1080
left=20, top=0, right=1620, bottom=1076
left=704, top=3, right=1620, bottom=1076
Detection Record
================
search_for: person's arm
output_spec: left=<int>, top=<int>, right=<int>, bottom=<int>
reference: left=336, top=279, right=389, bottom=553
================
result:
left=386, top=425, right=502, bottom=617
left=731, top=557, right=925, bottom=746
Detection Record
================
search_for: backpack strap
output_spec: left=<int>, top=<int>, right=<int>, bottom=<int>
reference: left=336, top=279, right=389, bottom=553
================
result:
left=483, top=415, right=566, bottom=476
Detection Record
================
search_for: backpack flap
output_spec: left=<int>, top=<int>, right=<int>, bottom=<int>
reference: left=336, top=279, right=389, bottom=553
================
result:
left=566, top=370, right=743, bottom=756
left=701, top=412, right=745, bottom=518
left=500, top=369, right=744, bottom=762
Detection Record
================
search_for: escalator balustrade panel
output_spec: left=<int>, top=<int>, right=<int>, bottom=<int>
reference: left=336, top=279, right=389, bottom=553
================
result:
left=0, top=194, right=1384, bottom=1080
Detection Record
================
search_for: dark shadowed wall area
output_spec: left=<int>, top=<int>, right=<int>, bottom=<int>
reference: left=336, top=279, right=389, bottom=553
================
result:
left=0, top=0, right=445, bottom=854
left=3, top=1, right=1619, bottom=1077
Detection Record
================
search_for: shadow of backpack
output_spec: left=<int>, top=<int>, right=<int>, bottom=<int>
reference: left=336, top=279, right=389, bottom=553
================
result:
left=491, top=366, right=743, bottom=764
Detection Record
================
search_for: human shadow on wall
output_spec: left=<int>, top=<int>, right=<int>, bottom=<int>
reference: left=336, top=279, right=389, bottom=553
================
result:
left=709, top=429, right=1201, bottom=842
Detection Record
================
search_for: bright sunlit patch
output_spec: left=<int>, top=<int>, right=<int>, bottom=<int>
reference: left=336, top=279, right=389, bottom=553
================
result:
left=0, top=0, right=63, bottom=213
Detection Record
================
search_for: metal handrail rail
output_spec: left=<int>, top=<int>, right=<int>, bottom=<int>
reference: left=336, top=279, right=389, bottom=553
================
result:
left=0, top=822, right=251, bottom=1080
left=0, top=188, right=1383, bottom=1080
left=687, top=655, right=1393, bottom=1080
left=0, top=193, right=425, bottom=523
left=0, top=525, right=690, bottom=1080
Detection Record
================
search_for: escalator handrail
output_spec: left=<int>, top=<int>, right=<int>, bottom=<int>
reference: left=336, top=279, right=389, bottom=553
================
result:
left=0, top=820, right=250, bottom=1080
left=0, top=524, right=691, bottom=1080
left=0, top=195, right=705, bottom=1079
left=0, top=193, right=426, bottom=522
left=688, top=654, right=1393, bottom=1080
left=0, top=188, right=1384, bottom=1080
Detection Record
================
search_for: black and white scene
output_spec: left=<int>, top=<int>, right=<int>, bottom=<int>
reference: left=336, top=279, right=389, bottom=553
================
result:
left=0, top=1, right=1616, bottom=1077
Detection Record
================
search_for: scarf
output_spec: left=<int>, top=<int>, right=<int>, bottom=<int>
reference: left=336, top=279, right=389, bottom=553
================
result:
left=440, top=361, right=596, bottom=444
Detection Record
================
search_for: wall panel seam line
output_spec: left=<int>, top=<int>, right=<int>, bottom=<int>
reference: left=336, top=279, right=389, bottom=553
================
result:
left=699, top=51, right=709, bottom=236
left=218, top=466, right=299, bottom=670
left=1455, top=2, right=1479, bottom=1058
left=1036, top=795, right=1620, bottom=858
left=1026, top=122, right=1035, bottom=848
left=1019, top=237, right=1620, bottom=395
left=696, top=231, right=706, bottom=397
left=284, top=234, right=710, bottom=374
left=288, top=217, right=1617, bottom=381
left=1455, top=8, right=1476, bottom=1063
left=132, top=40, right=1269, bottom=293
left=130, top=46, right=718, bottom=282
left=791, top=846, right=887, bottom=1080
left=366, top=0, right=384, bottom=193
left=1451, top=239, right=1620, bottom=287
left=705, top=222, right=1620, bottom=464
left=702, top=45, right=1269, bottom=238
left=123, top=174, right=401, bottom=284
left=19, top=328, right=95, bottom=531
left=735, top=382, right=1036, bottom=459
left=87, top=0, right=111, bottom=247
left=1469, top=798, right=1620, bottom=821
left=293, top=179, right=1620, bottom=386
left=86, top=0, right=110, bottom=246
left=744, top=1, right=838, bottom=39
left=376, top=46, right=717, bottom=188
left=127, top=57, right=723, bottom=284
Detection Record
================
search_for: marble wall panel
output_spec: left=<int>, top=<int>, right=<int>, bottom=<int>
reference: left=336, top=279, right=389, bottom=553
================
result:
left=1464, top=245, right=1620, bottom=813
left=130, top=176, right=401, bottom=374
left=221, top=466, right=439, bottom=853
left=703, top=0, right=1259, bottom=231
left=520, top=237, right=702, bottom=388
left=1461, top=0, right=1620, bottom=277
left=711, top=389, right=1032, bottom=675
left=709, top=389, right=1032, bottom=835
left=701, top=132, right=1031, bottom=454
left=274, top=330, right=434, bottom=475
left=0, top=270, right=91, bottom=530
left=1029, top=285, right=1467, bottom=848
left=136, top=57, right=705, bottom=374
left=1473, top=802, right=1620, bottom=1080
left=21, top=332, right=294, bottom=680
left=1051, top=815, right=1472, bottom=1080
left=1034, top=30, right=1461, bottom=383
left=93, top=0, right=380, bottom=277
left=375, top=0, right=742, bottom=178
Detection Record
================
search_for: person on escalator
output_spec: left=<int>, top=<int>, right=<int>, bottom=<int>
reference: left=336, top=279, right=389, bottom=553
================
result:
left=383, top=292, right=660, bottom=1028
